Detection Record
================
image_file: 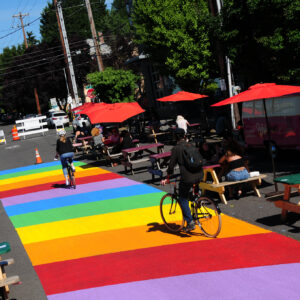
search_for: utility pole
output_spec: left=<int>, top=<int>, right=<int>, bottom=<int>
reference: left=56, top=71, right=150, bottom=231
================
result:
left=215, top=0, right=237, bottom=128
left=54, top=0, right=79, bottom=106
left=84, top=0, right=104, bottom=72
left=13, top=12, right=29, bottom=49
left=13, top=12, right=42, bottom=115
left=53, top=0, right=74, bottom=103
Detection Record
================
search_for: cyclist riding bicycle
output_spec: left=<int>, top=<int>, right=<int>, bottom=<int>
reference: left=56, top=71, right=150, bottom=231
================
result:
left=55, top=130, right=75, bottom=186
left=161, top=128, right=204, bottom=232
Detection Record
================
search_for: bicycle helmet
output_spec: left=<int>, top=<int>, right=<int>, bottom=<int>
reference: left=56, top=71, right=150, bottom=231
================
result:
left=58, top=130, right=66, bottom=136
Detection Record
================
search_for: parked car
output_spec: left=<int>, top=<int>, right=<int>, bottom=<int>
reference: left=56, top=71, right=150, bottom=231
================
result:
left=23, top=114, right=38, bottom=119
left=46, top=111, right=70, bottom=128
left=72, top=114, right=91, bottom=133
left=3, top=112, right=20, bottom=124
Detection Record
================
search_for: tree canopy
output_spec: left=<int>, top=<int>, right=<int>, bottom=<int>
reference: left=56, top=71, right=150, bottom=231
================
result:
left=1, top=38, right=93, bottom=114
left=220, top=0, right=300, bottom=86
left=40, top=0, right=108, bottom=44
left=132, top=0, right=217, bottom=92
left=87, top=67, right=139, bottom=103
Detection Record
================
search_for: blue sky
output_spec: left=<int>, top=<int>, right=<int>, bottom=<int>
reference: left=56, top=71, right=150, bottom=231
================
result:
left=0, top=0, right=113, bottom=53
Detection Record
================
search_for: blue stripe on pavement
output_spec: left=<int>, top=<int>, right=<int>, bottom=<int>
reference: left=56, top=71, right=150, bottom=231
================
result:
left=5, top=184, right=160, bottom=216
left=0, top=161, right=61, bottom=176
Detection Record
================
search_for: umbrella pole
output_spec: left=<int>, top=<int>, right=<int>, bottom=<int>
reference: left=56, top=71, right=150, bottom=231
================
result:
left=262, top=99, right=278, bottom=191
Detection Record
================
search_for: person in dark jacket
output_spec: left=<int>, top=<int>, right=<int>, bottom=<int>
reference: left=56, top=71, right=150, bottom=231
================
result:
left=55, top=130, right=75, bottom=186
left=161, top=128, right=203, bottom=232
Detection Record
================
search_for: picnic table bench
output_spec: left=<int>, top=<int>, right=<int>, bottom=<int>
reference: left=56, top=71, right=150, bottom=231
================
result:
left=0, top=242, right=21, bottom=299
left=122, top=143, right=164, bottom=174
left=76, top=136, right=93, bottom=156
left=199, top=164, right=267, bottom=204
left=103, top=139, right=140, bottom=166
left=148, top=151, right=172, bottom=181
left=271, top=174, right=300, bottom=222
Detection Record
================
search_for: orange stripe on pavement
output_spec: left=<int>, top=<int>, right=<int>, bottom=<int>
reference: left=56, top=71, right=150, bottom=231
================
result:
left=25, top=214, right=269, bottom=266
left=0, top=168, right=109, bottom=191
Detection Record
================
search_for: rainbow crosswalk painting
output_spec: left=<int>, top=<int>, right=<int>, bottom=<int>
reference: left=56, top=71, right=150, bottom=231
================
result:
left=1, top=161, right=300, bottom=299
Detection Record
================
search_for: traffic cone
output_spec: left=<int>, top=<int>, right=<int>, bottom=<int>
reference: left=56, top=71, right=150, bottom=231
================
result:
left=12, top=125, right=20, bottom=141
left=35, top=148, right=43, bottom=164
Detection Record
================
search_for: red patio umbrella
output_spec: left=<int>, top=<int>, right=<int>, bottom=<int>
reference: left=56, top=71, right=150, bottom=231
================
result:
left=71, top=102, right=94, bottom=112
left=212, top=83, right=300, bottom=190
left=212, top=83, right=300, bottom=107
left=157, top=91, right=208, bottom=102
left=85, top=102, right=145, bottom=124
left=79, top=103, right=107, bottom=115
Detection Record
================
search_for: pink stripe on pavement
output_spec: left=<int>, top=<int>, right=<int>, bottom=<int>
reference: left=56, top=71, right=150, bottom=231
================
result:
left=1, top=178, right=141, bottom=206
left=48, top=263, right=300, bottom=300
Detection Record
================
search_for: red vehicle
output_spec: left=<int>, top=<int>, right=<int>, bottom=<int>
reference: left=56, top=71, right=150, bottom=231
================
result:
left=242, top=94, right=300, bottom=150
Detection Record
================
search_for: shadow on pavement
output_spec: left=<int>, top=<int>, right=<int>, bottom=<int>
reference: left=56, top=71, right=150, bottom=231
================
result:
left=52, top=183, right=67, bottom=189
left=256, top=213, right=300, bottom=233
left=147, top=222, right=205, bottom=238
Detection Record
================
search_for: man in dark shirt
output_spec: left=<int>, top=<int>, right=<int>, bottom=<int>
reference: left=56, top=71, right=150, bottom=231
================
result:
left=161, top=128, right=203, bottom=231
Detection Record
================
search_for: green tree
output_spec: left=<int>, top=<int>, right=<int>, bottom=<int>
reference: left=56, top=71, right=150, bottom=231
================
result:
left=26, top=31, right=39, bottom=46
left=0, top=44, right=25, bottom=105
left=220, top=0, right=300, bottom=86
left=132, top=0, right=216, bottom=92
left=87, top=67, right=140, bottom=103
left=101, top=0, right=136, bottom=69
left=40, top=0, right=108, bottom=44
left=1, top=38, right=93, bottom=114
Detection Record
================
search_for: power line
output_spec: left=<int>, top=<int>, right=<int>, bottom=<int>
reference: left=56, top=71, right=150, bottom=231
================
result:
left=0, top=54, right=65, bottom=76
left=0, top=44, right=97, bottom=75
left=0, top=39, right=88, bottom=66
left=2, top=60, right=93, bottom=88
left=0, top=16, right=41, bottom=41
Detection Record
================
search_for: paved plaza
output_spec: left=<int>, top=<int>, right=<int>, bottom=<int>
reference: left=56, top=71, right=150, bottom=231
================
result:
left=1, top=124, right=300, bottom=299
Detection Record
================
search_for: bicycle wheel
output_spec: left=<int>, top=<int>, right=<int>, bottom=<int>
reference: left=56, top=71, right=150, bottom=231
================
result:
left=160, top=193, right=184, bottom=232
left=195, top=197, right=221, bottom=238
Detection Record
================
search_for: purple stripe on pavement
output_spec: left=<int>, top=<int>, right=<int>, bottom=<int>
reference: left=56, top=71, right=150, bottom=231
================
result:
left=1, top=178, right=141, bottom=206
left=48, top=263, right=300, bottom=300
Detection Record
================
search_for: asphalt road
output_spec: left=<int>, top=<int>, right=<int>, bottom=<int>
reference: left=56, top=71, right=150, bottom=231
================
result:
left=1, top=122, right=300, bottom=300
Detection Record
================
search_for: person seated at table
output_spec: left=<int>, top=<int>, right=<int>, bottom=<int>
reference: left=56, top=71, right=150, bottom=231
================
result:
left=91, top=126, right=105, bottom=152
left=81, top=122, right=91, bottom=136
left=107, top=128, right=120, bottom=145
left=218, top=139, right=250, bottom=198
left=199, top=142, right=217, bottom=163
left=113, top=130, right=135, bottom=153
left=176, top=115, right=190, bottom=134
left=74, top=127, right=86, bottom=143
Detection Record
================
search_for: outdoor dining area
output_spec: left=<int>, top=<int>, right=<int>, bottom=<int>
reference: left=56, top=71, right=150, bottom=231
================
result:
left=70, top=83, right=300, bottom=221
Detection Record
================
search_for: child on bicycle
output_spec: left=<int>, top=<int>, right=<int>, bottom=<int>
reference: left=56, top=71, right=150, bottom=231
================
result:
left=55, top=130, right=75, bottom=186
left=161, top=128, right=204, bottom=232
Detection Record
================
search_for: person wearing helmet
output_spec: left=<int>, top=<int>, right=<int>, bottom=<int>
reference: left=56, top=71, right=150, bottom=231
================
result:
left=55, top=130, right=75, bottom=186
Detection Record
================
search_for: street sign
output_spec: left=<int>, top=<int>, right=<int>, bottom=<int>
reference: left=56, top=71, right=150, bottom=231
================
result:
left=87, top=88, right=95, bottom=99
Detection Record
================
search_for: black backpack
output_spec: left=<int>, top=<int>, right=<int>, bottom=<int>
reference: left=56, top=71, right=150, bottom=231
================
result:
left=182, top=143, right=203, bottom=173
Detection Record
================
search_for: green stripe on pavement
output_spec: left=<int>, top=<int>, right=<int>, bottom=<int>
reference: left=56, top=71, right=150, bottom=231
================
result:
left=11, top=192, right=165, bottom=228
left=0, top=161, right=85, bottom=180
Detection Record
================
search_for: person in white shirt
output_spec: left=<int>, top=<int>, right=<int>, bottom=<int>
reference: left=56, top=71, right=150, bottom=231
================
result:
left=176, top=115, right=190, bottom=133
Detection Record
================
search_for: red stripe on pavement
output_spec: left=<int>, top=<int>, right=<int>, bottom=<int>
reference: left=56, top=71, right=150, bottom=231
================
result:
left=35, top=232, right=300, bottom=295
left=0, top=172, right=121, bottom=198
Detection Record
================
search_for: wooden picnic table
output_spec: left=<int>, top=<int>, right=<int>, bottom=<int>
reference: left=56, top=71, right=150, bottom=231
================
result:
left=199, top=164, right=266, bottom=205
left=189, top=123, right=201, bottom=127
left=122, top=143, right=164, bottom=174
left=148, top=151, right=172, bottom=181
left=104, top=139, right=140, bottom=167
left=77, top=136, right=93, bottom=156
left=78, top=136, right=93, bottom=141
left=273, top=174, right=300, bottom=221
